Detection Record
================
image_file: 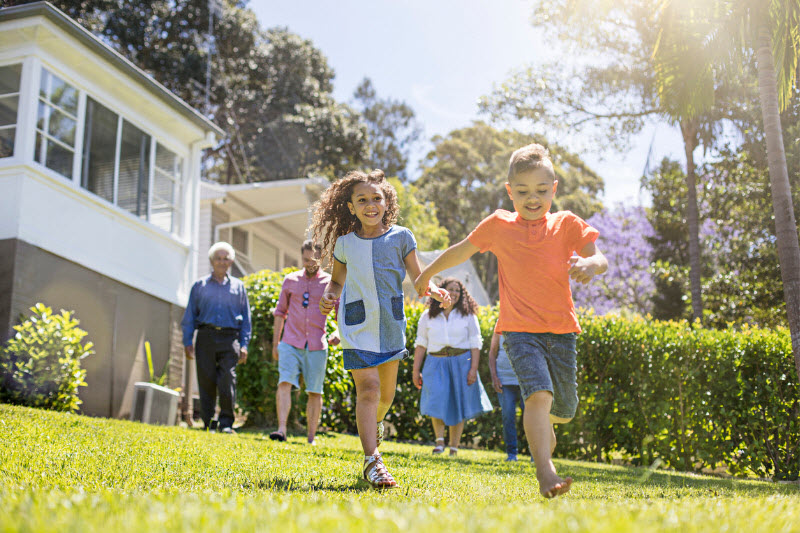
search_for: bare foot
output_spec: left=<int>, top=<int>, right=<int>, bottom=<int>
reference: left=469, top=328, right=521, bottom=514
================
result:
left=538, top=472, right=573, bottom=498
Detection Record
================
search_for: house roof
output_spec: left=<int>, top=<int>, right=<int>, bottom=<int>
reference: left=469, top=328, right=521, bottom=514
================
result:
left=202, top=176, right=330, bottom=244
left=0, top=1, right=224, bottom=137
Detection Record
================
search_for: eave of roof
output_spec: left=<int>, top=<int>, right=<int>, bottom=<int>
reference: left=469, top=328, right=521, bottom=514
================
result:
left=0, top=1, right=224, bottom=137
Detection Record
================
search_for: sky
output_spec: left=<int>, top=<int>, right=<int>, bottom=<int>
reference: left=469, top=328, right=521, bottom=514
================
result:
left=250, top=0, right=685, bottom=207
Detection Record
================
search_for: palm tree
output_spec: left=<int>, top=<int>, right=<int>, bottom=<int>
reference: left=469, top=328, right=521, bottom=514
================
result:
left=653, top=0, right=800, bottom=380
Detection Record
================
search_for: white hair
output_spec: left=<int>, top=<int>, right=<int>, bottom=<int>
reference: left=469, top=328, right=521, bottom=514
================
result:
left=208, top=241, right=235, bottom=261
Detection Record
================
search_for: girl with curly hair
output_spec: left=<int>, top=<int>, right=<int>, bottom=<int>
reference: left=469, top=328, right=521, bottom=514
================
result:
left=313, top=169, right=450, bottom=489
left=412, top=277, right=493, bottom=456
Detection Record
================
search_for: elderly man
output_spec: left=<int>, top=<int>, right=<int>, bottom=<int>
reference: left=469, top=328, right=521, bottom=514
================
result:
left=270, top=240, right=338, bottom=444
left=182, top=242, right=251, bottom=434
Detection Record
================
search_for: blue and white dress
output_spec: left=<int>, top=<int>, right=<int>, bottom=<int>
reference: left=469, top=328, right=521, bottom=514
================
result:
left=333, top=225, right=416, bottom=370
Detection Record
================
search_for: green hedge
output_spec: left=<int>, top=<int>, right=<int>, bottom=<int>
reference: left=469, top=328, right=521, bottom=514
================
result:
left=241, top=270, right=799, bottom=480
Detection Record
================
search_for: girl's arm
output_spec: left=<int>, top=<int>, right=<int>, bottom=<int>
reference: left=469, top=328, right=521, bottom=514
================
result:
left=412, top=345, right=426, bottom=389
left=467, top=348, right=480, bottom=386
left=414, top=238, right=480, bottom=297
left=320, top=258, right=347, bottom=315
left=567, top=241, right=608, bottom=285
left=404, top=249, right=451, bottom=307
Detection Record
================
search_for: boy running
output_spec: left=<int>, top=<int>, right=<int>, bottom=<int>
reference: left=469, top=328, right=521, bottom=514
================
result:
left=414, top=143, right=608, bottom=498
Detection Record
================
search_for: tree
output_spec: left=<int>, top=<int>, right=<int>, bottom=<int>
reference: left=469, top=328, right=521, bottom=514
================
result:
left=571, top=205, right=656, bottom=316
left=353, top=78, right=423, bottom=180
left=10, top=0, right=369, bottom=182
left=479, top=0, right=751, bottom=323
left=651, top=0, right=800, bottom=380
left=389, top=178, right=449, bottom=251
left=416, top=121, right=604, bottom=300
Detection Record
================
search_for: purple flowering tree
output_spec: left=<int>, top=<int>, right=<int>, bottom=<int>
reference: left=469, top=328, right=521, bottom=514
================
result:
left=572, top=205, right=656, bottom=316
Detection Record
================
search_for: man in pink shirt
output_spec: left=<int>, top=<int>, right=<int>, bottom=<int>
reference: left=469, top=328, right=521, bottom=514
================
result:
left=270, top=241, right=339, bottom=444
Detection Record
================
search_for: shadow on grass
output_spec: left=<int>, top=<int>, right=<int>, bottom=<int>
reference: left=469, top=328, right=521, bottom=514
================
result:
left=251, top=475, right=369, bottom=493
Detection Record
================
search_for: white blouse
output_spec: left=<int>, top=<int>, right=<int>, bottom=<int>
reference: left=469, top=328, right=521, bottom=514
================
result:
left=415, top=308, right=482, bottom=352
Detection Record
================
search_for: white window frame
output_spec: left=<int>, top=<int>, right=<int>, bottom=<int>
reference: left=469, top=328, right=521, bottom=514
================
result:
left=34, top=67, right=79, bottom=179
left=0, top=62, right=23, bottom=159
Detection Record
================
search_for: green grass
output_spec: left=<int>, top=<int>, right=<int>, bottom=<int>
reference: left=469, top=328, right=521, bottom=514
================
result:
left=1, top=404, right=798, bottom=532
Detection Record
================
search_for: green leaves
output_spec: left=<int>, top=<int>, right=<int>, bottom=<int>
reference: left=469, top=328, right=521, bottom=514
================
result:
left=0, top=303, right=93, bottom=413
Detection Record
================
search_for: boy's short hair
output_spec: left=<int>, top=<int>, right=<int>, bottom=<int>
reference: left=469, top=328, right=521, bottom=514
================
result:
left=507, top=143, right=556, bottom=183
left=301, top=240, right=322, bottom=253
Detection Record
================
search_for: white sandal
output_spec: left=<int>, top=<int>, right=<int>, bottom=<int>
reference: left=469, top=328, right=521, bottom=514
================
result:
left=432, top=437, right=445, bottom=454
left=449, top=447, right=458, bottom=457
left=363, top=453, right=397, bottom=489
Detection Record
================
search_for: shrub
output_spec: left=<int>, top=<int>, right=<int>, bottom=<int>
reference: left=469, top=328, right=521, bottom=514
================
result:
left=0, top=303, right=93, bottom=412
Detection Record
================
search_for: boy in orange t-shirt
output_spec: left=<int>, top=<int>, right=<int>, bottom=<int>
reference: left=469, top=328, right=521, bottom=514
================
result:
left=415, top=143, right=608, bottom=498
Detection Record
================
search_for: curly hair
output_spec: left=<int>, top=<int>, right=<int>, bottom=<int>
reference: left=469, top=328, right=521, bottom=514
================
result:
left=429, top=277, right=479, bottom=319
left=311, top=169, right=399, bottom=266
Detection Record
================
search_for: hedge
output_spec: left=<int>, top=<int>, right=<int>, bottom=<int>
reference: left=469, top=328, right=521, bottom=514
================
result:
left=241, top=269, right=799, bottom=480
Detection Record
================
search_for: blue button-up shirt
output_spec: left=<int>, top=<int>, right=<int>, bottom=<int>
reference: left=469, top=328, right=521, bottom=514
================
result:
left=181, top=274, right=252, bottom=348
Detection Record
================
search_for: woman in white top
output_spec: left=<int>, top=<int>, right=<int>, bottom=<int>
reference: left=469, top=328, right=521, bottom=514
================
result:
left=413, top=277, right=493, bottom=456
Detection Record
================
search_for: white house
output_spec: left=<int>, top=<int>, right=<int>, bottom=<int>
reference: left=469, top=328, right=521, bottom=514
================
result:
left=0, top=2, right=224, bottom=418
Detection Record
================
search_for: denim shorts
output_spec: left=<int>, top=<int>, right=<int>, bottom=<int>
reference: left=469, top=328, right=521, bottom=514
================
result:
left=502, top=332, right=578, bottom=420
left=277, top=341, right=328, bottom=394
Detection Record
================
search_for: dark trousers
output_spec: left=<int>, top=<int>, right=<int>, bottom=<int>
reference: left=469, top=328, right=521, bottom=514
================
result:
left=195, top=329, right=239, bottom=430
left=498, top=384, right=524, bottom=456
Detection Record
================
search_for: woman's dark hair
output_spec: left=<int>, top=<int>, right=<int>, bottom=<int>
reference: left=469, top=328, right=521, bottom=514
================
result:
left=429, top=277, right=479, bottom=319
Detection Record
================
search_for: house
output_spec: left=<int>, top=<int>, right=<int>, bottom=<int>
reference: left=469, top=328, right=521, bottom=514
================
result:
left=0, top=2, right=226, bottom=418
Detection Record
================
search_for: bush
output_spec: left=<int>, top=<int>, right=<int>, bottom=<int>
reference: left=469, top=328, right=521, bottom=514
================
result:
left=564, top=314, right=799, bottom=480
left=0, top=303, right=93, bottom=412
left=241, top=270, right=799, bottom=480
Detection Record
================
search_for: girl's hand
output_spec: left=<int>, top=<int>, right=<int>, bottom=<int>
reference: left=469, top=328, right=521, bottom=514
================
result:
left=319, top=292, right=336, bottom=315
left=412, top=368, right=423, bottom=389
left=491, top=373, right=503, bottom=393
left=467, top=367, right=478, bottom=386
left=429, top=286, right=452, bottom=308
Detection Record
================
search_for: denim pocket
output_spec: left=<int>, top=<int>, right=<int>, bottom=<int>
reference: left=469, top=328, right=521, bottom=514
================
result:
left=391, top=296, right=404, bottom=320
left=344, top=300, right=366, bottom=326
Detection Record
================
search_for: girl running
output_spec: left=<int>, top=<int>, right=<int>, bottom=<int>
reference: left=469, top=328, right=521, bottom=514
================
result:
left=313, top=169, right=450, bottom=488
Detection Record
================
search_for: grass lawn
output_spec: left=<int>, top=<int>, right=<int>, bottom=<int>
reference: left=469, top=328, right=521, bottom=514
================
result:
left=0, top=404, right=798, bottom=532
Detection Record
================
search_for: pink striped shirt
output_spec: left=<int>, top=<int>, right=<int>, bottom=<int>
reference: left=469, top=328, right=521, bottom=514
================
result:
left=273, top=269, right=332, bottom=351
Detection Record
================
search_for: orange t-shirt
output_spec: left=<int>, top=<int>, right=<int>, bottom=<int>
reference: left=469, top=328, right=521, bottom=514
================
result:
left=468, top=210, right=599, bottom=334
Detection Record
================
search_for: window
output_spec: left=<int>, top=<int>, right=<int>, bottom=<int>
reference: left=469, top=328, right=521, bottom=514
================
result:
left=0, top=64, right=21, bottom=158
left=117, top=120, right=151, bottom=218
left=151, top=143, right=183, bottom=233
left=35, top=69, right=78, bottom=179
left=31, top=66, right=187, bottom=236
left=81, top=97, right=118, bottom=203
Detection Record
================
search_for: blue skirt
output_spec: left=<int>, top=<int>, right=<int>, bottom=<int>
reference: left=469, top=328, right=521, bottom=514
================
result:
left=419, top=350, right=493, bottom=426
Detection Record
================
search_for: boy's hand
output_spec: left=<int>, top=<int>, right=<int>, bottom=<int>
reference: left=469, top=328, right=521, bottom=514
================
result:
left=414, top=274, right=431, bottom=297
left=319, top=292, right=337, bottom=315
left=568, top=255, right=600, bottom=284
left=428, top=286, right=452, bottom=308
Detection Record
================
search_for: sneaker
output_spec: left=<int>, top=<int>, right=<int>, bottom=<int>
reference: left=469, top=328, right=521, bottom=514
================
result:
left=376, top=421, right=385, bottom=447
left=506, top=454, right=518, bottom=462
left=220, top=427, right=236, bottom=435
left=363, top=453, right=397, bottom=489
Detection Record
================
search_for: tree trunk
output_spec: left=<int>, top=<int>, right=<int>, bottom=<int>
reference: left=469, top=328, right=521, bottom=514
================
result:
left=756, top=24, right=800, bottom=383
left=681, top=119, right=703, bottom=322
